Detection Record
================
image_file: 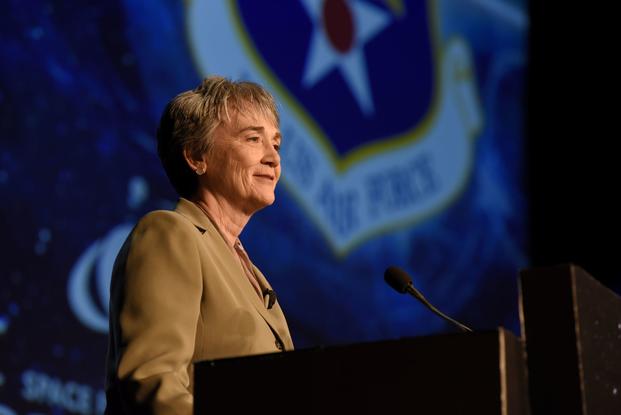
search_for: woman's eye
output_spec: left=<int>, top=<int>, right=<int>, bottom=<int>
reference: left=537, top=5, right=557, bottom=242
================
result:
left=247, top=136, right=260, bottom=142
left=274, top=144, right=281, bottom=152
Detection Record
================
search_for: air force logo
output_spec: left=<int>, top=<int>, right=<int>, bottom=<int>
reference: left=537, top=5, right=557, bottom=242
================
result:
left=187, top=0, right=482, bottom=254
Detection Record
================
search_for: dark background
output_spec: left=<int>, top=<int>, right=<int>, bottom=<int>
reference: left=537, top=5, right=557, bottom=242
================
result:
left=528, top=2, right=620, bottom=292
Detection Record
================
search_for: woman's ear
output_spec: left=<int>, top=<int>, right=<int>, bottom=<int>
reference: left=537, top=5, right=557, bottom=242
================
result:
left=183, top=148, right=207, bottom=175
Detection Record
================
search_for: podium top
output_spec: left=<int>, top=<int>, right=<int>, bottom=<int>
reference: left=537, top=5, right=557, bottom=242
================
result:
left=195, top=328, right=529, bottom=415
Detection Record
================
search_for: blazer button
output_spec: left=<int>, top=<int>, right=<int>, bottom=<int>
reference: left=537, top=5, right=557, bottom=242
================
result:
left=275, top=339, right=284, bottom=351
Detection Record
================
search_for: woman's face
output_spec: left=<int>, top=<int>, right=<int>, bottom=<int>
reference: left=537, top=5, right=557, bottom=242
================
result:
left=201, top=109, right=281, bottom=214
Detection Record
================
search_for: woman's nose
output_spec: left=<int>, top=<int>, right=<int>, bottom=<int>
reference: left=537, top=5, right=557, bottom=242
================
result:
left=262, top=142, right=280, bottom=167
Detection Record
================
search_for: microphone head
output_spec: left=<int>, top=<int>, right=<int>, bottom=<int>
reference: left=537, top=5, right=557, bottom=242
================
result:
left=384, top=266, right=412, bottom=294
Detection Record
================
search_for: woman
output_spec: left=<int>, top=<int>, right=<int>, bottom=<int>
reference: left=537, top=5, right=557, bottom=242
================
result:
left=105, top=76, right=293, bottom=414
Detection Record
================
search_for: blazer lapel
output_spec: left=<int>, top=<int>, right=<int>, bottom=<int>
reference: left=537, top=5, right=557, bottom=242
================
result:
left=252, top=266, right=294, bottom=350
left=174, top=198, right=290, bottom=349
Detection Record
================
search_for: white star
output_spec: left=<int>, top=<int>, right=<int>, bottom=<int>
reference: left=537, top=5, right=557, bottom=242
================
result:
left=300, top=0, right=391, bottom=115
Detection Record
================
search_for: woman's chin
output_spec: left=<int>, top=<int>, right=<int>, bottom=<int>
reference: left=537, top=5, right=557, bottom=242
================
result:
left=260, top=194, right=276, bottom=207
left=244, top=194, right=275, bottom=213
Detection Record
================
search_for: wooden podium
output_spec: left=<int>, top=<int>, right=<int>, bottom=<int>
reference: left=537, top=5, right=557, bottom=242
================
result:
left=195, top=328, right=529, bottom=414
left=194, top=264, right=621, bottom=414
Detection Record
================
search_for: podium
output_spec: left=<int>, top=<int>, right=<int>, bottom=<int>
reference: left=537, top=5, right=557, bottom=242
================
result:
left=195, top=328, right=529, bottom=414
left=520, top=264, right=621, bottom=414
left=194, top=264, right=621, bottom=414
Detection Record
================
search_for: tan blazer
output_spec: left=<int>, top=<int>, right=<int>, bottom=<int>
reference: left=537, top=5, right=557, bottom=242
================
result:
left=105, top=198, right=293, bottom=414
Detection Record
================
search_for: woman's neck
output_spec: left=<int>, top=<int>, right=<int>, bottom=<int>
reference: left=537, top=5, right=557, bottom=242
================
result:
left=191, top=190, right=251, bottom=247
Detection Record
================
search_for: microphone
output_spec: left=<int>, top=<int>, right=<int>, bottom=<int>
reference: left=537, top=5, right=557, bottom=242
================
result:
left=384, top=266, right=473, bottom=332
left=262, top=289, right=277, bottom=309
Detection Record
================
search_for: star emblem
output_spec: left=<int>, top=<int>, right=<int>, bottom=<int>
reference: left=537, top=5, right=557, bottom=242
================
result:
left=300, top=0, right=392, bottom=116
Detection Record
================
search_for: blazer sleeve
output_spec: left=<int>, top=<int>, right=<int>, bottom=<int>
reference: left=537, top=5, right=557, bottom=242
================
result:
left=112, top=211, right=202, bottom=415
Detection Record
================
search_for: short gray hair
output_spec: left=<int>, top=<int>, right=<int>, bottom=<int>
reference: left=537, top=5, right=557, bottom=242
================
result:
left=157, top=76, right=279, bottom=198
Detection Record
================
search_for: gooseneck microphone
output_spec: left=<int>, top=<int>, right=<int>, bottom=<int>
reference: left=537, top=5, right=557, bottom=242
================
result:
left=384, top=266, right=473, bottom=332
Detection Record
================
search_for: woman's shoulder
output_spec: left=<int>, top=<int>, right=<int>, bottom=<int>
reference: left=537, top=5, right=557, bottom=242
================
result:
left=132, top=209, right=198, bottom=237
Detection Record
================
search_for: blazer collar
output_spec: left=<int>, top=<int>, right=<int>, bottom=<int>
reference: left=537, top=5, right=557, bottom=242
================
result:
left=174, top=197, right=214, bottom=233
